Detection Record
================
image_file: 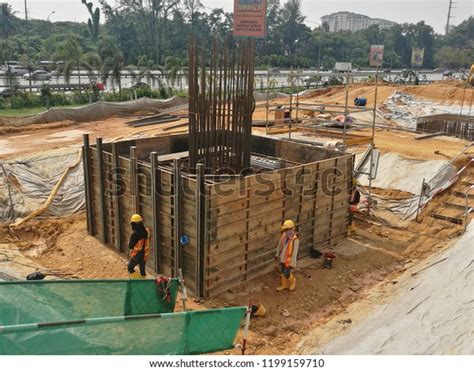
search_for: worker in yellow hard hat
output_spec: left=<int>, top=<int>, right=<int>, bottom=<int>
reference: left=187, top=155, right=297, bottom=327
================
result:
left=348, top=178, right=361, bottom=233
left=127, top=214, right=150, bottom=279
left=275, top=220, right=299, bottom=291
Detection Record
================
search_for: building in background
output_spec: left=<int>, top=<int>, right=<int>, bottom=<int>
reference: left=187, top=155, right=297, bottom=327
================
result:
left=321, top=11, right=397, bottom=32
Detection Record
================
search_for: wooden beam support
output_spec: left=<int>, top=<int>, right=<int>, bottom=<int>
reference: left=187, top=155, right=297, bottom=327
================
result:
left=112, top=142, right=123, bottom=252
left=151, top=152, right=161, bottom=274
left=96, top=137, right=107, bottom=244
left=82, top=134, right=94, bottom=235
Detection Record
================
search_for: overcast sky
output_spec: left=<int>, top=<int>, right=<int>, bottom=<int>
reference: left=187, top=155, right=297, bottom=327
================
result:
left=7, top=0, right=474, bottom=34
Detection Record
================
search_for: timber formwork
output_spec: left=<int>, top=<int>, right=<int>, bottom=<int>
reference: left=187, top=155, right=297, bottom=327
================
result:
left=83, top=133, right=353, bottom=298
left=416, top=114, right=474, bottom=141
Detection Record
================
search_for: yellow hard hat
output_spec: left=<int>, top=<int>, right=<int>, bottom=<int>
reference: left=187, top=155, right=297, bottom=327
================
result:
left=281, top=220, right=295, bottom=230
left=352, top=178, right=359, bottom=186
left=130, top=214, right=143, bottom=223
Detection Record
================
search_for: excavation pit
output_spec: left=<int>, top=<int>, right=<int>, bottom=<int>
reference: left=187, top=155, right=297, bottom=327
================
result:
left=83, top=133, right=353, bottom=297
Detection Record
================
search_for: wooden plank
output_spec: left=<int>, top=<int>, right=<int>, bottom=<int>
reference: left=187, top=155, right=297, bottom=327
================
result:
left=415, top=131, right=446, bottom=140
left=431, top=213, right=463, bottom=225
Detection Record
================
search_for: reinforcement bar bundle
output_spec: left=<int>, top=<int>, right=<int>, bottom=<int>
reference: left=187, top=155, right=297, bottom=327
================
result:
left=188, top=37, right=256, bottom=173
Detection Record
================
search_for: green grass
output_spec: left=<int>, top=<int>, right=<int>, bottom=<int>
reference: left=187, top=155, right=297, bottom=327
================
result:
left=0, top=105, right=83, bottom=117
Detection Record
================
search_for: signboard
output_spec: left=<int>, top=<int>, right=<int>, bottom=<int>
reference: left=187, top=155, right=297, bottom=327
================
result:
left=233, top=0, right=267, bottom=38
left=369, top=45, right=384, bottom=67
left=411, top=48, right=425, bottom=67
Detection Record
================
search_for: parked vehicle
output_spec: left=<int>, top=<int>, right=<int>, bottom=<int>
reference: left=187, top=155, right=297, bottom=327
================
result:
left=3, top=64, right=29, bottom=76
left=334, top=62, right=352, bottom=72
left=23, top=70, right=52, bottom=81
left=0, top=86, right=19, bottom=98
left=132, top=81, right=150, bottom=89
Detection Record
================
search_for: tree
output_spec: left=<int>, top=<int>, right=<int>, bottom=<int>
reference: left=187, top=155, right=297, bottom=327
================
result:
left=280, top=0, right=308, bottom=56
left=81, top=0, right=101, bottom=41
left=183, top=0, right=203, bottom=35
left=0, top=3, right=17, bottom=40
left=435, top=47, right=473, bottom=69
left=164, top=56, right=187, bottom=90
left=57, top=36, right=101, bottom=93
left=99, top=39, right=126, bottom=93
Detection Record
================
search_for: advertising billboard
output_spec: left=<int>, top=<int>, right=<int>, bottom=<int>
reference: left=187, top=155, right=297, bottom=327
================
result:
left=411, top=48, right=425, bottom=67
left=369, top=45, right=384, bottom=67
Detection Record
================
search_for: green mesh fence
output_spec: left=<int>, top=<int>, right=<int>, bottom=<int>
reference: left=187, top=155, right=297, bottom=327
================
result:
left=0, top=279, right=179, bottom=326
left=0, top=279, right=246, bottom=355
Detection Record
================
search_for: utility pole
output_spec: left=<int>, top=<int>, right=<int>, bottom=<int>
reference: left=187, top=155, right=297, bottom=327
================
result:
left=445, top=0, right=456, bottom=35
left=318, top=42, right=322, bottom=69
left=24, top=0, right=32, bottom=93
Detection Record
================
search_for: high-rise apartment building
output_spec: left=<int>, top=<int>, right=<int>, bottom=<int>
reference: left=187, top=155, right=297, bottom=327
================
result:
left=321, top=12, right=397, bottom=32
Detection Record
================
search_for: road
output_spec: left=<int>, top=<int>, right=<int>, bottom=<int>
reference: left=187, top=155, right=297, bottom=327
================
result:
left=0, top=69, right=455, bottom=92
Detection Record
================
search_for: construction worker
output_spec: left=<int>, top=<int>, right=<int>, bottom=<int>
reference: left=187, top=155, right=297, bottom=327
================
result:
left=128, top=214, right=150, bottom=279
left=348, top=178, right=361, bottom=232
left=275, top=220, right=299, bottom=291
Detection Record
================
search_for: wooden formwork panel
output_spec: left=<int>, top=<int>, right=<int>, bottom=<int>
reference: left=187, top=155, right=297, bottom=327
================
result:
left=203, top=155, right=351, bottom=295
left=86, top=133, right=353, bottom=298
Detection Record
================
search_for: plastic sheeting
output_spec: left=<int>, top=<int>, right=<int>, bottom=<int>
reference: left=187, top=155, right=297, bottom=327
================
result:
left=378, top=92, right=463, bottom=129
left=356, top=152, right=458, bottom=221
left=254, top=88, right=316, bottom=102
left=0, top=147, right=84, bottom=222
left=0, top=96, right=187, bottom=127
left=318, top=222, right=474, bottom=355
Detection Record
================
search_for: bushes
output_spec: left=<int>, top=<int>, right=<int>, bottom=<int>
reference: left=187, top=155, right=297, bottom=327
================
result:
left=0, top=86, right=182, bottom=111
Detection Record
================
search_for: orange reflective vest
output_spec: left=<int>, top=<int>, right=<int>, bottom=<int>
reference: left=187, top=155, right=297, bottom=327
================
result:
left=130, top=228, right=151, bottom=261
left=279, top=233, right=298, bottom=268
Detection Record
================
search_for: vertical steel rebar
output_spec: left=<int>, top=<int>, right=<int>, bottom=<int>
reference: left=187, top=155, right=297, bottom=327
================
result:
left=188, top=37, right=255, bottom=173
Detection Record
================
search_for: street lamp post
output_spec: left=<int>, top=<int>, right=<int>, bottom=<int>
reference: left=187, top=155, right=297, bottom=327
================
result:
left=47, top=10, right=56, bottom=22
left=47, top=11, right=55, bottom=35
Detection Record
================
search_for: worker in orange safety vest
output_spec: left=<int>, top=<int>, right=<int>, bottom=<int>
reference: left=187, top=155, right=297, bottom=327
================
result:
left=275, top=220, right=300, bottom=291
left=127, top=214, right=151, bottom=279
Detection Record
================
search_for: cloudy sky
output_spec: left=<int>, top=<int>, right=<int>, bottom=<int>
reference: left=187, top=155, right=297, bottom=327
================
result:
left=7, top=0, right=474, bottom=34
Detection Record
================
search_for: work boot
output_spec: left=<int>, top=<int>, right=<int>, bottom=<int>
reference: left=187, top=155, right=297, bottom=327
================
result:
left=347, top=223, right=355, bottom=233
left=288, top=273, right=296, bottom=291
left=276, top=274, right=289, bottom=291
left=139, top=273, right=146, bottom=279
left=130, top=271, right=141, bottom=279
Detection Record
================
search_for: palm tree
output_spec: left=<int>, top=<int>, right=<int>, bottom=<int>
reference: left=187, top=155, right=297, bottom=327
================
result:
left=57, top=37, right=100, bottom=94
left=164, top=57, right=187, bottom=90
left=100, top=50, right=126, bottom=94
left=130, top=55, right=162, bottom=91
left=0, top=3, right=17, bottom=40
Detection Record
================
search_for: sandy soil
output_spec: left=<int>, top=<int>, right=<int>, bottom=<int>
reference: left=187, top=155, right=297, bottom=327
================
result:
left=0, top=80, right=471, bottom=354
left=1, top=81, right=470, bottom=161
left=0, top=116, right=188, bottom=159
left=0, top=199, right=465, bottom=355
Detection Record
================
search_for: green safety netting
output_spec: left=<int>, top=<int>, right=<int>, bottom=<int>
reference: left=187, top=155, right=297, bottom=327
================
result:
left=0, top=279, right=179, bottom=326
left=0, top=279, right=246, bottom=355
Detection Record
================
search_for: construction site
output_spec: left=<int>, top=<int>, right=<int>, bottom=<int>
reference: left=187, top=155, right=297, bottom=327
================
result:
left=0, top=38, right=473, bottom=356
